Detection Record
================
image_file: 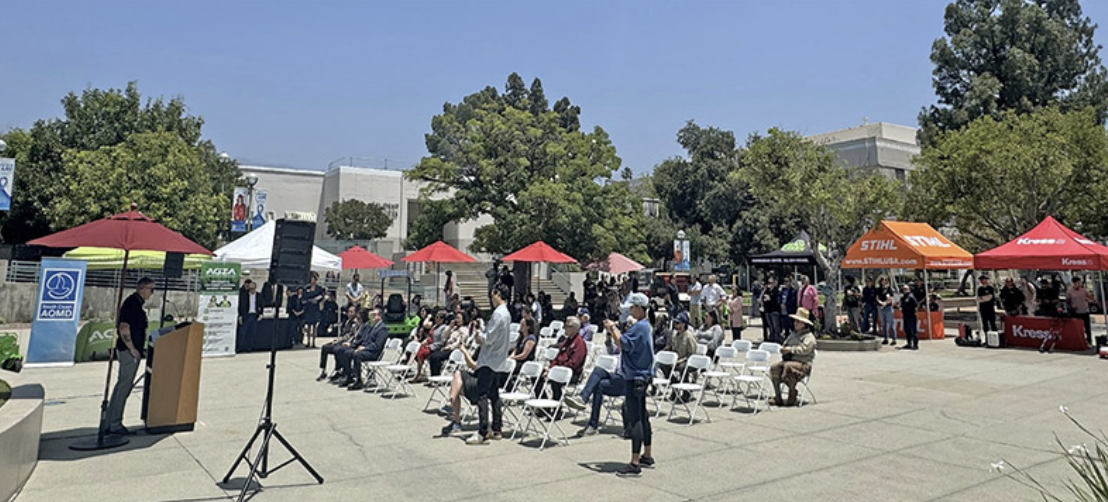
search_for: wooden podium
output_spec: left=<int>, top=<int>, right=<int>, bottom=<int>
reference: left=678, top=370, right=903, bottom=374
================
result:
left=143, top=322, right=204, bottom=433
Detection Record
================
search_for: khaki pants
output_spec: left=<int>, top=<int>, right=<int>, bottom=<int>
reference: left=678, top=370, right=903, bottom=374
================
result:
left=690, top=303, right=702, bottom=329
left=770, top=360, right=811, bottom=394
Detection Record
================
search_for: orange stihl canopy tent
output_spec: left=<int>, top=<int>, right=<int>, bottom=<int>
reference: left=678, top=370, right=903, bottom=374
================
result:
left=842, top=221, right=973, bottom=270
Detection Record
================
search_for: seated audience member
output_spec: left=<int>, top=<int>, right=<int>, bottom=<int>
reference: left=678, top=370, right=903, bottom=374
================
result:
left=770, top=307, right=817, bottom=407
left=535, top=316, right=588, bottom=404
left=318, top=305, right=359, bottom=381
left=696, top=310, right=725, bottom=356
left=439, top=344, right=483, bottom=436
left=507, top=317, right=538, bottom=382
left=341, top=308, right=390, bottom=391
left=427, top=312, right=471, bottom=377
left=413, top=311, right=448, bottom=381
left=663, top=311, right=698, bottom=401
left=578, top=308, right=597, bottom=342
left=652, top=310, right=671, bottom=354
left=333, top=310, right=371, bottom=385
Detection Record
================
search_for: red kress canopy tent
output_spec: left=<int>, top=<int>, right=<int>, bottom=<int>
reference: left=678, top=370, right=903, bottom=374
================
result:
left=974, top=216, right=1108, bottom=270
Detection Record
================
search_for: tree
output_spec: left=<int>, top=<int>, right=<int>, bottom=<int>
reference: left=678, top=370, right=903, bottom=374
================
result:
left=741, top=128, right=903, bottom=329
left=405, top=73, right=646, bottom=263
left=919, top=0, right=1108, bottom=144
left=324, top=199, right=393, bottom=241
left=0, top=82, right=238, bottom=247
left=907, top=107, right=1108, bottom=250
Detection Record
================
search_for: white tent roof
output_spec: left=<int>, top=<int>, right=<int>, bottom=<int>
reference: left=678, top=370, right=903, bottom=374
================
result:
left=214, top=220, right=342, bottom=271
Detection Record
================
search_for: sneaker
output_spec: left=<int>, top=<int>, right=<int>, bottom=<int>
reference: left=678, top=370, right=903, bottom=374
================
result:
left=881, top=339, right=889, bottom=345
left=488, top=431, right=503, bottom=441
left=107, top=425, right=135, bottom=436
left=640, top=456, right=656, bottom=468
left=616, top=463, right=642, bottom=477
left=579, top=426, right=599, bottom=437
left=439, top=405, right=454, bottom=416
left=564, top=396, right=587, bottom=411
left=465, top=432, right=488, bottom=446
left=890, top=341, right=897, bottom=347
left=440, top=422, right=462, bottom=436
left=346, top=381, right=365, bottom=391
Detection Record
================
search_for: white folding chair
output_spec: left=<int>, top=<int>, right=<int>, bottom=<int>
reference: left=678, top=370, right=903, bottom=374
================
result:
left=540, top=346, right=560, bottom=364
left=668, top=355, right=711, bottom=425
left=423, top=349, right=465, bottom=412
left=381, top=341, right=421, bottom=399
left=518, top=366, right=574, bottom=450
left=651, top=350, right=678, bottom=417
left=510, top=322, right=521, bottom=334
left=504, top=362, right=543, bottom=438
left=759, top=342, right=782, bottom=361
left=795, top=350, right=818, bottom=407
left=538, top=326, right=557, bottom=348
left=549, top=320, right=564, bottom=332
left=696, top=343, right=708, bottom=356
left=363, top=338, right=402, bottom=391
left=509, top=331, right=520, bottom=347
left=593, top=355, right=623, bottom=426
left=703, top=346, right=738, bottom=406
left=722, top=340, right=752, bottom=374
left=732, top=349, right=771, bottom=414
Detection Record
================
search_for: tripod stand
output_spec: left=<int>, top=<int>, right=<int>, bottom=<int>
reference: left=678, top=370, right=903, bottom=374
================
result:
left=222, top=319, right=323, bottom=501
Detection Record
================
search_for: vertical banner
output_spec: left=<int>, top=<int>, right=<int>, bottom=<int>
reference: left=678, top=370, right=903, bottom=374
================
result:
left=198, top=261, right=240, bottom=357
left=251, top=189, right=267, bottom=230
left=0, top=157, right=14, bottom=211
left=674, top=239, right=691, bottom=271
left=26, top=258, right=87, bottom=366
left=231, top=187, right=248, bottom=233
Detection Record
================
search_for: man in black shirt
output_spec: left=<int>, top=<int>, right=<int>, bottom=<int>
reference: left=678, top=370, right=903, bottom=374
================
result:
left=843, top=276, right=862, bottom=332
left=999, top=278, right=1025, bottom=317
left=899, top=284, right=919, bottom=350
left=977, top=275, right=998, bottom=333
left=107, top=277, right=156, bottom=436
left=861, top=277, right=878, bottom=334
left=761, top=278, right=781, bottom=342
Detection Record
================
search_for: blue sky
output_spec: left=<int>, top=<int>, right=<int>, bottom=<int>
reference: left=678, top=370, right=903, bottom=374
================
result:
left=4, top=0, right=1108, bottom=174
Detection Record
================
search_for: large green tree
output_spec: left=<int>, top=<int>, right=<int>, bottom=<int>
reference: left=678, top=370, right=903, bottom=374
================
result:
left=324, top=199, right=393, bottom=240
left=919, top=0, right=1108, bottom=144
left=405, top=73, right=646, bottom=263
left=908, top=107, right=1108, bottom=250
left=0, top=82, right=238, bottom=247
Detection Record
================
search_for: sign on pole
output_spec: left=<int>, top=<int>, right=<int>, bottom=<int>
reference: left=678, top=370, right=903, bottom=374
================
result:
left=251, top=189, right=267, bottom=230
left=198, top=261, right=240, bottom=357
left=26, top=258, right=87, bottom=367
left=231, top=187, right=248, bottom=233
left=0, top=157, right=14, bottom=211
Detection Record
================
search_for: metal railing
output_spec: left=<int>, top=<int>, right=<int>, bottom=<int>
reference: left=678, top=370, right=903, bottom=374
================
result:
left=6, top=260, right=199, bottom=291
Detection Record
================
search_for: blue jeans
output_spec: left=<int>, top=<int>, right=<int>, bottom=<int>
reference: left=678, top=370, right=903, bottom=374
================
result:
left=862, top=303, right=877, bottom=334
left=579, top=367, right=626, bottom=428
left=879, top=306, right=895, bottom=342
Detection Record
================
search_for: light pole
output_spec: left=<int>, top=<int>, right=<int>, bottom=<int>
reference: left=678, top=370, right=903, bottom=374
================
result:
left=246, top=173, right=259, bottom=232
left=0, top=139, right=7, bottom=153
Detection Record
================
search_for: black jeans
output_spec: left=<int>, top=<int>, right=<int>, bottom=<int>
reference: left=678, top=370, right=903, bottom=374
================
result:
left=476, top=367, right=503, bottom=436
left=730, top=327, right=743, bottom=341
left=623, top=379, right=651, bottom=455
left=903, top=316, right=918, bottom=348
left=320, top=342, right=343, bottom=370
left=981, top=308, right=997, bottom=333
left=1075, top=313, right=1092, bottom=344
left=428, top=349, right=452, bottom=376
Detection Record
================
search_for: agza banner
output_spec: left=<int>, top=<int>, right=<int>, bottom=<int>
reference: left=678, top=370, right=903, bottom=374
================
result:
left=26, top=258, right=87, bottom=367
left=198, top=261, right=240, bottom=357
left=252, top=189, right=267, bottom=230
left=0, top=157, right=14, bottom=211
left=231, top=187, right=248, bottom=233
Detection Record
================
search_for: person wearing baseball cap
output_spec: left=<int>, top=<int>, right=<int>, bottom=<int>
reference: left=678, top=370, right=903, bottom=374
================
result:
left=577, top=307, right=597, bottom=342
left=605, top=292, right=655, bottom=476
left=770, top=306, right=818, bottom=407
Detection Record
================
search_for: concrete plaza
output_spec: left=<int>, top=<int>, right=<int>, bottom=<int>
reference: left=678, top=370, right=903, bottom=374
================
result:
left=7, top=331, right=1107, bottom=502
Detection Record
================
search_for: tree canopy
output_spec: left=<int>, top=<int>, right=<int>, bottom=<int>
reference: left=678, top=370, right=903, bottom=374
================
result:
left=908, top=107, right=1108, bottom=250
left=0, top=82, right=238, bottom=248
left=405, top=73, right=646, bottom=263
left=919, top=0, right=1108, bottom=144
left=324, top=199, right=393, bottom=241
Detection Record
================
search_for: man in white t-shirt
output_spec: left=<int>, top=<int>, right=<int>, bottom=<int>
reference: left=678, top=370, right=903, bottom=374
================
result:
left=701, top=274, right=726, bottom=317
left=345, top=273, right=366, bottom=308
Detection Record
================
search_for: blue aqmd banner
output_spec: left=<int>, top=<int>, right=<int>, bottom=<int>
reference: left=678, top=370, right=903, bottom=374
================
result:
left=26, top=258, right=88, bottom=367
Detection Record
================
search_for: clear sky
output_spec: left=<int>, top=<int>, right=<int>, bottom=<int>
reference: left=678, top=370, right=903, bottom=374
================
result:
left=4, top=0, right=1108, bottom=174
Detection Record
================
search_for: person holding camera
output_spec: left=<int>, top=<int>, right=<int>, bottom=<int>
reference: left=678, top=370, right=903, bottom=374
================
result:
left=605, top=293, right=655, bottom=477
left=770, top=306, right=817, bottom=407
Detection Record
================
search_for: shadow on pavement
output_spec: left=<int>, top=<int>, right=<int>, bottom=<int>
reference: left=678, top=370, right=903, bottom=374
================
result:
left=38, top=427, right=172, bottom=461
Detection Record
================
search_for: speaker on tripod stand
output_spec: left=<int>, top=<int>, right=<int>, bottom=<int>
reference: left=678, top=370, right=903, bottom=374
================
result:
left=223, top=219, right=323, bottom=500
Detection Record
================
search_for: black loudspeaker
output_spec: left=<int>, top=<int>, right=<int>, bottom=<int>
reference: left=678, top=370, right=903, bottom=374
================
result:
left=163, top=252, right=185, bottom=279
left=270, top=219, right=316, bottom=287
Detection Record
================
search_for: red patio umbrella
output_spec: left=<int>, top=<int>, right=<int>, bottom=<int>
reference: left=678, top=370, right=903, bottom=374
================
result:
left=338, top=245, right=394, bottom=270
left=402, top=241, right=476, bottom=305
left=29, top=203, right=212, bottom=451
left=501, top=241, right=578, bottom=296
left=590, top=252, right=645, bottom=276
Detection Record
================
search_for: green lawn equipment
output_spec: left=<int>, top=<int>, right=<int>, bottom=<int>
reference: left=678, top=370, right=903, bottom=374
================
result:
left=0, top=333, right=23, bottom=373
left=381, top=273, right=420, bottom=338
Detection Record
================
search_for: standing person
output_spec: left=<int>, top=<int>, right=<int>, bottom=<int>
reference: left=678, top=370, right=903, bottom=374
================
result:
left=797, top=275, right=819, bottom=329
left=528, top=293, right=543, bottom=327
left=728, top=290, right=745, bottom=341
left=876, top=276, right=896, bottom=346
left=485, top=262, right=500, bottom=305
left=977, top=275, right=998, bottom=334
left=237, top=279, right=260, bottom=352
left=999, top=278, right=1025, bottom=318
left=1018, top=276, right=1037, bottom=315
left=779, top=276, right=797, bottom=337
left=688, top=276, right=703, bottom=329
left=899, top=284, right=919, bottom=350
left=321, top=291, right=339, bottom=337
left=750, top=276, right=763, bottom=328
left=443, top=270, right=455, bottom=304
left=106, top=277, right=156, bottom=435
left=843, top=276, right=863, bottom=332
left=861, top=277, right=878, bottom=335
left=1066, top=277, right=1096, bottom=346
left=665, top=277, right=681, bottom=315
left=562, top=292, right=579, bottom=320
left=260, top=275, right=284, bottom=313
left=468, top=284, right=511, bottom=445
left=701, top=275, right=726, bottom=318
left=288, top=288, right=305, bottom=345
left=761, top=278, right=781, bottom=342
left=1037, top=277, right=1058, bottom=316
left=345, top=273, right=365, bottom=310
left=499, top=266, right=514, bottom=301
left=604, top=293, right=655, bottom=477
left=302, top=272, right=325, bottom=348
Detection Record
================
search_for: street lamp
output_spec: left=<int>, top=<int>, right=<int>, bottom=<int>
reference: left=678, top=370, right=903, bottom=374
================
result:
left=0, top=139, right=7, bottom=153
left=246, top=173, right=259, bottom=232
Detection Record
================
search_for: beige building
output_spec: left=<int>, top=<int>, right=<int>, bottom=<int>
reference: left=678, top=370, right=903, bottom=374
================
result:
left=808, top=122, right=920, bottom=181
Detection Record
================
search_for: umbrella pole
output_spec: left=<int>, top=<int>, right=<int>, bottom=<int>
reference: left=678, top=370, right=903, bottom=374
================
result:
left=924, top=268, right=931, bottom=340
left=436, top=262, right=441, bottom=306
left=1098, top=271, right=1107, bottom=344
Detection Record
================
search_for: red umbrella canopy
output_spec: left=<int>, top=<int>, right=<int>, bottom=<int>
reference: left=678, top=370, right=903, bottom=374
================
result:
left=339, top=245, right=394, bottom=270
left=402, top=241, right=477, bottom=263
left=28, top=204, right=212, bottom=255
left=502, top=241, right=578, bottom=263
left=601, top=252, right=644, bottom=275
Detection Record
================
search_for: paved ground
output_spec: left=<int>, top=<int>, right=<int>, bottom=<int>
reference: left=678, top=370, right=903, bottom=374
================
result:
left=7, top=328, right=1108, bottom=502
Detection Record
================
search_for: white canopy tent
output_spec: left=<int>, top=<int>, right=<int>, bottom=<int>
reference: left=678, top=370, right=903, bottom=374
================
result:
left=214, top=220, right=342, bottom=271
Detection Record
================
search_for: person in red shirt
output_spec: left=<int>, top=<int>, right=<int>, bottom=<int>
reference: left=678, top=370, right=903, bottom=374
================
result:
left=537, top=316, right=588, bottom=405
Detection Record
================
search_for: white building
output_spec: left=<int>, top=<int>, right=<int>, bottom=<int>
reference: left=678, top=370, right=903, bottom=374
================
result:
left=808, top=122, right=921, bottom=181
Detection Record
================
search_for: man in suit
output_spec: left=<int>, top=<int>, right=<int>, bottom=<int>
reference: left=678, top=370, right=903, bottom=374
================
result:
left=260, top=277, right=284, bottom=312
left=237, top=279, right=260, bottom=352
left=341, top=308, right=390, bottom=390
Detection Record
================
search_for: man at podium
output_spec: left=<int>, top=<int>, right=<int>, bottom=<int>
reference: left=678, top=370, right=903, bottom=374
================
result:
left=108, top=277, right=155, bottom=436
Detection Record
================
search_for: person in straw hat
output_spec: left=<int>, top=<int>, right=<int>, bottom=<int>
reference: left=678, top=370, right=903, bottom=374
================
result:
left=770, top=306, right=818, bottom=407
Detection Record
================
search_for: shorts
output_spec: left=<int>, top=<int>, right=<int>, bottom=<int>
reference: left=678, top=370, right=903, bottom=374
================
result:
left=461, top=371, right=480, bottom=404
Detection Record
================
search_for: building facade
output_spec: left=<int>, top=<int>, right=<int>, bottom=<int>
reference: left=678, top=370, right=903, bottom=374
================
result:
left=808, top=122, right=920, bottom=181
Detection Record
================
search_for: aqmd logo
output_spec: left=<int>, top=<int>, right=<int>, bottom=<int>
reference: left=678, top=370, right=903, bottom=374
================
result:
left=37, top=268, right=82, bottom=321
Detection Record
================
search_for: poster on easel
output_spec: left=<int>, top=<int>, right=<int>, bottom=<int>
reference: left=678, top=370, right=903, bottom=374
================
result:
left=199, top=261, right=240, bottom=357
